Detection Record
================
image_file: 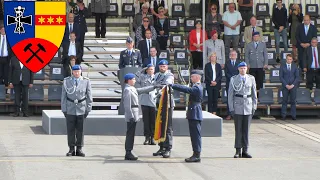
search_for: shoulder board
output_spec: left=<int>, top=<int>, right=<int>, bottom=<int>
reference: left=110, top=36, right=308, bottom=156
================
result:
left=247, top=74, right=254, bottom=78
left=64, top=76, right=71, bottom=80
left=135, top=49, right=140, bottom=51
left=83, top=77, right=89, bottom=80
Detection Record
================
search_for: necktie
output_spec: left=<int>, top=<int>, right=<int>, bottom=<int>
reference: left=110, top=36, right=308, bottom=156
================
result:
left=148, top=40, right=151, bottom=55
left=255, top=42, right=258, bottom=49
left=69, top=24, right=73, bottom=33
left=0, top=35, right=4, bottom=57
left=314, top=47, right=318, bottom=68
left=305, top=25, right=308, bottom=35
left=233, top=61, right=235, bottom=66
left=75, top=79, right=78, bottom=87
left=242, top=77, right=245, bottom=84
left=153, top=57, right=156, bottom=65
left=128, top=50, right=131, bottom=56
left=213, top=40, right=215, bottom=46
left=252, top=27, right=255, bottom=34
left=288, top=64, right=291, bottom=71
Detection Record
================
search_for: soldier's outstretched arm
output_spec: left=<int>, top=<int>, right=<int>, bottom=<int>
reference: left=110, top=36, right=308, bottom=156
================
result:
left=86, top=80, right=93, bottom=112
left=171, top=84, right=199, bottom=95
left=227, top=78, right=235, bottom=112
left=136, top=86, right=156, bottom=94
left=61, top=80, right=67, bottom=113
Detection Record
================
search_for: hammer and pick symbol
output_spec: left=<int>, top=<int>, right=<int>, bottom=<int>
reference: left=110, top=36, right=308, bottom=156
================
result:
left=24, top=43, right=46, bottom=63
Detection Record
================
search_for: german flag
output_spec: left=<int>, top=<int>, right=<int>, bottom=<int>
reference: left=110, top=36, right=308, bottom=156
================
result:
left=154, top=86, right=170, bottom=142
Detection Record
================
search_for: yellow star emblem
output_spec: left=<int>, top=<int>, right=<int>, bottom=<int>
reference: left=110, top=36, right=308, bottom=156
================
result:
left=47, top=16, right=54, bottom=24
left=38, top=16, right=45, bottom=24
left=56, top=16, right=63, bottom=24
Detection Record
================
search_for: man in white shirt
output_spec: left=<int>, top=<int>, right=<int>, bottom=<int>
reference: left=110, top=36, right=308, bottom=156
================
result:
left=222, top=3, right=242, bottom=61
left=62, top=32, right=83, bottom=65
left=0, top=25, right=12, bottom=87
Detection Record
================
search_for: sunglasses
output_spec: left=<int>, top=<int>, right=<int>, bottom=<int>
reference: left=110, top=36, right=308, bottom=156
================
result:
left=143, top=20, right=149, bottom=22
left=159, top=11, right=164, bottom=13
left=211, top=8, right=216, bottom=10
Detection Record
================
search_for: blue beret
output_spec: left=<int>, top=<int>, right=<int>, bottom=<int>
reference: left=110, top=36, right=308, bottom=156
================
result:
left=126, top=36, right=134, bottom=43
left=252, top=31, right=260, bottom=36
left=124, top=73, right=135, bottom=80
left=238, top=62, right=247, bottom=67
left=147, top=64, right=154, bottom=68
left=191, top=70, right=203, bottom=75
left=72, top=65, right=81, bottom=70
left=158, top=59, right=168, bottom=65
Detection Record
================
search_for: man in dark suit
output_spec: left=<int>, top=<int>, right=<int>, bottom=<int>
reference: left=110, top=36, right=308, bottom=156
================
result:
left=295, top=15, right=317, bottom=70
left=171, top=70, right=203, bottom=163
left=144, top=47, right=160, bottom=72
left=225, top=50, right=240, bottom=120
left=138, top=29, right=160, bottom=61
left=119, top=37, right=142, bottom=69
left=62, top=32, right=83, bottom=65
left=305, top=37, right=320, bottom=90
left=0, top=25, right=12, bottom=88
left=63, top=13, right=80, bottom=45
left=280, top=54, right=299, bottom=120
left=8, top=56, right=34, bottom=117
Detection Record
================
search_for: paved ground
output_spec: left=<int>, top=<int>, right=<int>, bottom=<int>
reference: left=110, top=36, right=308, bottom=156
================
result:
left=0, top=115, right=320, bottom=180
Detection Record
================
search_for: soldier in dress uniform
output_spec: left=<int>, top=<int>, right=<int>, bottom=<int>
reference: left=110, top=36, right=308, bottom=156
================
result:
left=170, top=70, right=203, bottom=163
left=74, top=0, right=88, bottom=49
left=228, top=62, right=257, bottom=158
left=61, top=65, right=93, bottom=157
left=123, top=73, right=163, bottom=160
left=152, top=59, right=175, bottom=158
left=119, top=37, right=143, bottom=69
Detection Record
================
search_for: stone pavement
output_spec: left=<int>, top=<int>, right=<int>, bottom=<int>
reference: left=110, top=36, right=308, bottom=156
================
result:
left=0, top=116, right=320, bottom=180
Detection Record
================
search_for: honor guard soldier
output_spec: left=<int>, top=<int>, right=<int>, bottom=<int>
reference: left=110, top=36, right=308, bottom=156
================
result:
left=123, top=73, right=163, bottom=160
left=228, top=62, right=257, bottom=158
left=170, top=70, right=203, bottom=163
left=119, top=37, right=143, bottom=69
left=152, top=59, right=175, bottom=158
left=61, top=65, right=93, bottom=157
left=74, top=0, right=88, bottom=49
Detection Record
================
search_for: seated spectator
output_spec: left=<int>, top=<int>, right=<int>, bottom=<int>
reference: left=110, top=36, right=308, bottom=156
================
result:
left=244, top=16, right=263, bottom=47
left=222, top=3, right=242, bottom=61
left=205, top=4, right=223, bottom=39
left=154, top=7, right=169, bottom=50
left=135, top=17, right=157, bottom=47
left=134, top=0, right=150, bottom=15
left=288, top=4, right=303, bottom=62
left=138, top=29, right=160, bottom=61
left=64, top=55, right=78, bottom=78
left=62, top=32, right=83, bottom=65
left=204, top=30, right=225, bottom=68
left=133, top=3, right=153, bottom=32
left=204, top=52, right=222, bottom=115
left=150, top=0, right=168, bottom=24
left=63, top=13, right=80, bottom=45
left=189, top=20, right=208, bottom=69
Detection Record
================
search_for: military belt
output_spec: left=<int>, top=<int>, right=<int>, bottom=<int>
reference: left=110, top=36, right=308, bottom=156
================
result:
left=67, top=97, right=87, bottom=103
left=131, top=105, right=139, bottom=108
left=235, top=94, right=251, bottom=98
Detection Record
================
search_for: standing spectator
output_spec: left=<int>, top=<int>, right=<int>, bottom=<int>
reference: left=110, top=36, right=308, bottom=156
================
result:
left=63, top=13, right=80, bottom=45
left=91, top=0, right=110, bottom=38
left=238, top=0, right=253, bottom=31
left=189, top=20, right=208, bottom=69
left=150, top=0, right=168, bottom=24
left=305, top=38, right=320, bottom=90
left=222, top=3, right=242, bottom=61
left=8, top=56, right=34, bottom=117
left=245, top=32, right=268, bottom=90
left=280, top=54, right=299, bottom=120
left=272, top=0, right=288, bottom=61
left=135, top=17, right=157, bottom=47
left=296, top=15, right=317, bottom=70
left=205, top=4, right=223, bottom=39
left=134, top=0, right=150, bottom=14
left=154, top=7, right=169, bottom=50
left=288, top=4, right=303, bottom=62
left=62, top=32, right=83, bottom=65
left=144, top=47, right=160, bottom=71
left=244, top=16, right=263, bottom=46
left=204, top=52, right=222, bottom=115
left=133, top=4, right=154, bottom=32
left=200, top=0, right=220, bottom=14
left=225, top=50, right=240, bottom=120
left=138, top=29, right=160, bottom=61
left=0, top=26, right=12, bottom=88
left=204, top=30, right=225, bottom=68
left=74, top=0, right=89, bottom=49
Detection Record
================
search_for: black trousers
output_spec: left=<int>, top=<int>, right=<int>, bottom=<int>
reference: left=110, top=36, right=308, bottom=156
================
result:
left=0, top=57, right=9, bottom=85
left=281, top=87, right=297, bottom=118
left=13, top=82, right=29, bottom=113
left=125, top=121, right=137, bottom=151
left=234, top=114, right=252, bottom=149
left=157, top=36, right=168, bottom=50
left=158, top=107, right=173, bottom=150
left=206, top=86, right=219, bottom=113
left=249, top=68, right=264, bottom=90
left=239, top=10, right=252, bottom=31
left=188, top=119, right=202, bottom=153
left=94, top=13, right=107, bottom=37
left=298, top=47, right=307, bottom=70
left=141, top=105, right=156, bottom=137
left=191, top=51, right=203, bottom=69
left=306, top=69, right=320, bottom=90
left=66, top=114, right=84, bottom=147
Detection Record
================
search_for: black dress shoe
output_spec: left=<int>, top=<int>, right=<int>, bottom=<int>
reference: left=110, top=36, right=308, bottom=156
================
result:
left=149, top=138, right=156, bottom=145
left=95, top=35, right=100, bottom=38
left=143, top=136, right=150, bottom=145
left=101, top=35, right=106, bottom=38
left=234, top=148, right=241, bottom=158
left=76, top=149, right=85, bottom=157
left=153, top=148, right=165, bottom=156
left=12, top=112, right=20, bottom=117
left=125, top=151, right=138, bottom=160
left=242, top=151, right=252, bottom=158
left=185, top=152, right=201, bottom=163
left=281, top=117, right=286, bottom=120
left=162, top=150, right=171, bottom=158
left=66, top=148, right=75, bottom=156
left=292, top=117, right=297, bottom=120
left=23, top=113, right=29, bottom=117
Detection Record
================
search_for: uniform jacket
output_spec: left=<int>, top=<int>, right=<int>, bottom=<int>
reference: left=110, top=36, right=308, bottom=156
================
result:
left=245, top=41, right=268, bottom=68
left=123, top=84, right=155, bottom=122
left=74, top=5, right=89, bottom=33
left=91, top=0, right=110, bottom=14
left=61, top=76, right=93, bottom=115
left=279, top=62, right=299, bottom=87
left=204, top=62, right=222, bottom=90
left=135, top=69, right=157, bottom=107
left=204, top=39, right=225, bottom=65
left=118, top=49, right=142, bottom=69
left=243, top=26, right=263, bottom=45
left=225, top=59, right=240, bottom=86
left=189, top=29, right=208, bottom=51
left=153, top=71, right=175, bottom=107
left=8, top=57, right=34, bottom=86
left=228, top=74, right=257, bottom=115
left=172, top=83, right=203, bottom=121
